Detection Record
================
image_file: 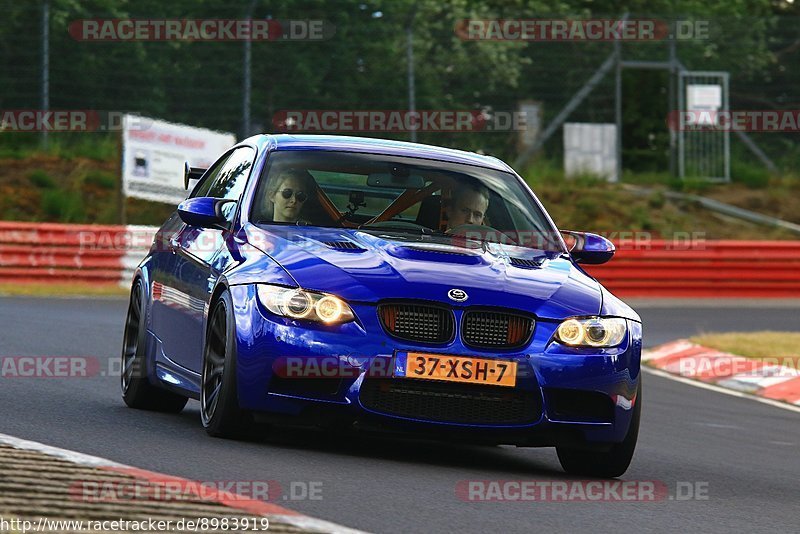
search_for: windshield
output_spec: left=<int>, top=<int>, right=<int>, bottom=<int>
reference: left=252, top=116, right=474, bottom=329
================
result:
left=250, top=150, right=565, bottom=252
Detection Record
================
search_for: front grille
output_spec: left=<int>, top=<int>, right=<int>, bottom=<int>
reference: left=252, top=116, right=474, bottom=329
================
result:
left=378, top=303, right=454, bottom=343
left=360, top=378, right=541, bottom=424
left=462, top=311, right=533, bottom=349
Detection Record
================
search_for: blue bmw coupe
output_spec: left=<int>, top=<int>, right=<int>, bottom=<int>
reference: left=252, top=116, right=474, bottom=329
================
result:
left=121, top=134, right=642, bottom=477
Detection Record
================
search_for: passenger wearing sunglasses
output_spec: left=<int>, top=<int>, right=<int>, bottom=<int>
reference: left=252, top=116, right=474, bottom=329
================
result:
left=266, top=168, right=314, bottom=223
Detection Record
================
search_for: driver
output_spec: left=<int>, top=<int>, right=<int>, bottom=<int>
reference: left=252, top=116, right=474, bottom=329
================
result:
left=444, top=182, right=490, bottom=231
left=266, top=168, right=315, bottom=223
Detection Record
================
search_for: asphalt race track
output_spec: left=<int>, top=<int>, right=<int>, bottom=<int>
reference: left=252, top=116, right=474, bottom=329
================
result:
left=1, top=296, right=798, bottom=533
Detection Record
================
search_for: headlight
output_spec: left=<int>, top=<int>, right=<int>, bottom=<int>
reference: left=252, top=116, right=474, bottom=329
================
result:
left=257, top=285, right=355, bottom=324
left=555, top=317, right=627, bottom=347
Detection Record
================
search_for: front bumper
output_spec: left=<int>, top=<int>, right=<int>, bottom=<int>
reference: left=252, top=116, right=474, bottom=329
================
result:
left=231, top=285, right=642, bottom=447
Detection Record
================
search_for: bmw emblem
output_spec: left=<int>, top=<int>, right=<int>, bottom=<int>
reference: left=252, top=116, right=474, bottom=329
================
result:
left=448, top=288, right=468, bottom=302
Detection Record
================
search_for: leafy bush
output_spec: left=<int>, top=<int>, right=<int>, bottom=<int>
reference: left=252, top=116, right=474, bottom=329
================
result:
left=622, top=170, right=672, bottom=186
left=27, top=170, right=56, bottom=189
left=84, top=170, right=116, bottom=190
left=41, top=189, right=85, bottom=222
left=669, top=177, right=714, bottom=195
left=632, top=206, right=655, bottom=230
left=46, top=134, right=119, bottom=161
left=0, top=132, right=118, bottom=161
left=647, top=191, right=666, bottom=209
left=574, top=196, right=601, bottom=223
left=731, top=159, right=770, bottom=189
left=521, top=159, right=564, bottom=186
left=570, top=174, right=609, bottom=187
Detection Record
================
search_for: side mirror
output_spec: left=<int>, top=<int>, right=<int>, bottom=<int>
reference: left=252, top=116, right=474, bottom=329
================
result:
left=562, top=231, right=615, bottom=265
left=177, top=197, right=235, bottom=229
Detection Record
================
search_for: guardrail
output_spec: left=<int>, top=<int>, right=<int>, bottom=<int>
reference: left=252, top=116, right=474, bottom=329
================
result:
left=1, top=222, right=798, bottom=297
left=0, top=222, right=155, bottom=286
left=585, top=240, right=800, bottom=297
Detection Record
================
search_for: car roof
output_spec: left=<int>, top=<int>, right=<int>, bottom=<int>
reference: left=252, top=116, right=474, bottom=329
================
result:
left=240, top=134, right=516, bottom=174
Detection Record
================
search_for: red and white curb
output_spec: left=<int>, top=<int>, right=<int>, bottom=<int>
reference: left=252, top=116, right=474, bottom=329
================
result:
left=0, top=432, right=368, bottom=534
left=643, top=340, right=800, bottom=406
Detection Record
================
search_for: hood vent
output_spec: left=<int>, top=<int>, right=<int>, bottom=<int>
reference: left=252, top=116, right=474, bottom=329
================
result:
left=403, top=245, right=474, bottom=256
left=509, top=257, right=543, bottom=269
left=323, top=240, right=365, bottom=252
left=392, top=244, right=484, bottom=265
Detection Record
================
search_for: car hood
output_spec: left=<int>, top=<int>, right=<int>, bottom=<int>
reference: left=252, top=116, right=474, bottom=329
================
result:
left=245, top=224, right=602, bottom=320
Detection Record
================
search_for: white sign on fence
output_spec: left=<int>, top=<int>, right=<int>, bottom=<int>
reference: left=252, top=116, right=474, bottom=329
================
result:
left=687, top=84, right=722, bottom=111
left=563, top=122, right=618, bottom=182
left=121, top=114, right=236, bottom=205
left=517, top=100, right=542, bottom=150
left=687, top=84, right=722, bottom=127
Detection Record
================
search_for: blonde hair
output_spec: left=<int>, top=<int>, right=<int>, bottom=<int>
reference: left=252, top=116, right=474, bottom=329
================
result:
left=267, top=168, right=314, bottom=196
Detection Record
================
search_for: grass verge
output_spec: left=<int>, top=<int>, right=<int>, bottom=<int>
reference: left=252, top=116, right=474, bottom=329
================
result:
left=0, top=283, right=128, bottom=298
left=690, top=332, right=800, bottom=369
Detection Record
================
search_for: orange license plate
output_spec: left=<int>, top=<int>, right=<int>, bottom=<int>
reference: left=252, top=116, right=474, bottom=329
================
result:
left=395, top=351, right=517, bottom=387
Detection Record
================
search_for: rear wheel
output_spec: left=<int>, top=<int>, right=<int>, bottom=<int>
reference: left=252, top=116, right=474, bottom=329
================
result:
left=200, top=290, right=254, bottom=438
left=121, top=279, right=188, bottom=412
left=556, top=381, right=641, bottom=478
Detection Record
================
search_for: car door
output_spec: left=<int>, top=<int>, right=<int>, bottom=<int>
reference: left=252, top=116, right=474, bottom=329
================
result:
left=149, top=151, right=231, bottom=368
left=162, top=146, right=256, bottom=372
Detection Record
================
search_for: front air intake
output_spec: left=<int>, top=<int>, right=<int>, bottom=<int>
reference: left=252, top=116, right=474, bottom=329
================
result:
left=378, top=303, right=455, bottom=344
left=462, top=310, right=534, bottom=349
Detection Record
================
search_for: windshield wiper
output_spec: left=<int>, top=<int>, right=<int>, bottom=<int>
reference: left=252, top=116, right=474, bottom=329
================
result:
left=358, top=222, right=439, bottom=236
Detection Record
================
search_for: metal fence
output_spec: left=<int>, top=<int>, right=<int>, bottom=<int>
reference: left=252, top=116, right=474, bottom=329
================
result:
left=678, top=71, right=731, bottom=181
left=1, top=1, right=798, bottom=174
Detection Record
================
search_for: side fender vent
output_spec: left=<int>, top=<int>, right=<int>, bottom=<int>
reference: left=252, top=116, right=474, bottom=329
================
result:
left=510, top=257, right=543, bottom=269
left=323, top=241, right=365, bottom=252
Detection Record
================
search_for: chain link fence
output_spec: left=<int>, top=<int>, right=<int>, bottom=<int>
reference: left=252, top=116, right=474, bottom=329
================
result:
left=1, top=1, right=798, bottom=174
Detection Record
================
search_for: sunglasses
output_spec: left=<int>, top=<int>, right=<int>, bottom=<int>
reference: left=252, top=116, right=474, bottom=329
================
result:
left=279, top=188, right=307, bottom=203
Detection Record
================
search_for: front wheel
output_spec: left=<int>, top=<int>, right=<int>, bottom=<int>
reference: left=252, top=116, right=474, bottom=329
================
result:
left=200, top=290, right=254, bottom=438
left=121, top=279, right=188, bottom=412
left=556, top=382, right=641, bottom=478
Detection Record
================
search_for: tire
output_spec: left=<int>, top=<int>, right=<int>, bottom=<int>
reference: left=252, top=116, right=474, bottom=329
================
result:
left=556, top=381, right=641, bottom=478
left=200, top=289, right=254, bottom=438
left=121, top=279, right=189, bottom=413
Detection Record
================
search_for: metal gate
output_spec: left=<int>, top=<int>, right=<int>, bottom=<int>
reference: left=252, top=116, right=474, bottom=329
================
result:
left=678, top=71, right=730, bottom=182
